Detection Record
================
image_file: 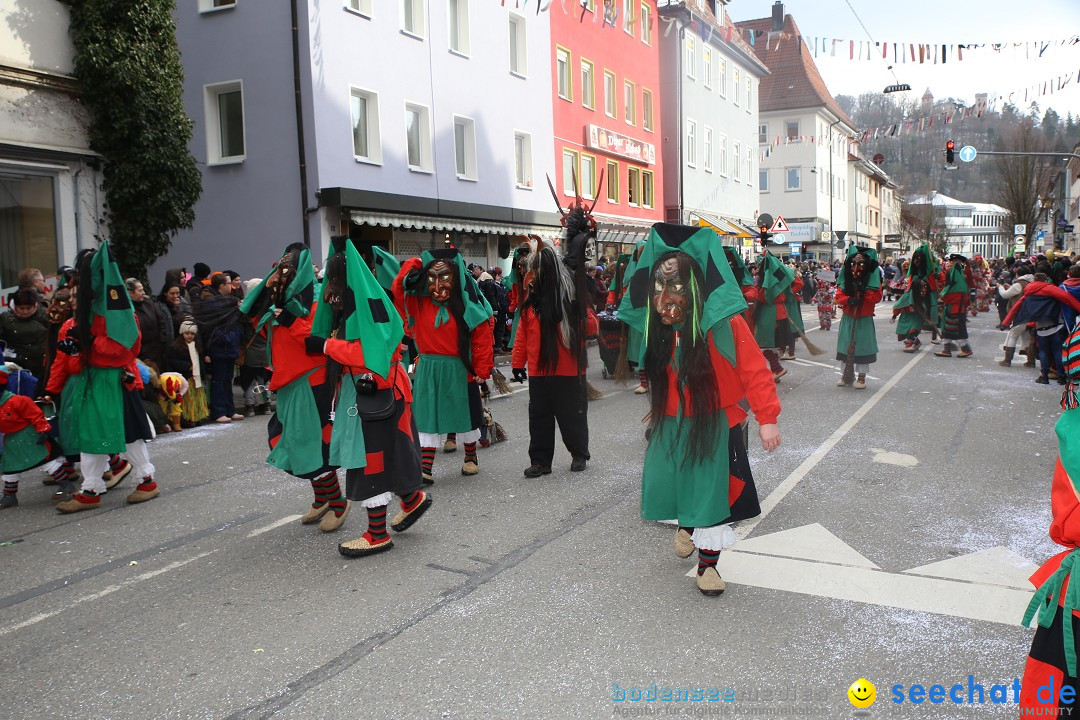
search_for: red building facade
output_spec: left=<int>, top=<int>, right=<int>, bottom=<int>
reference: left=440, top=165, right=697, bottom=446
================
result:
left=549, top=1, right=664, bottom=262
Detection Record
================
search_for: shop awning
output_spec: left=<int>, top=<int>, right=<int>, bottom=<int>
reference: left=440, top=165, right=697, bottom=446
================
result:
left=349, top=210, right=561, bottom=240
left=595, top=217, right=656, bottom=246
left=692, top=212, right=758, bottom=239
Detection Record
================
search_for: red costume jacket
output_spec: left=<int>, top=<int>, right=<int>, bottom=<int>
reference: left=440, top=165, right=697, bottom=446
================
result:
left=265, top=303, right=326, bottom=391
left=392, top=258, right=494, bottom=382
left=511, top=306, right=598, bottom=377
left=0, top=393, right=51, bottom=435
left=323, top=340, right=412, bottom=403
left=659, top=316, right=781, bottom=428
left=46, top=318, right=79, bottom=395
left=751, top=277, right=802, bottom=320
left=46, top=316, right=143, bottom=394
left=835, top=287, right=883, bottom=318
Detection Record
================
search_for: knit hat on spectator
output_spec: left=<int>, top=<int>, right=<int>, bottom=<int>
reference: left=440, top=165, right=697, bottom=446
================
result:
left=179, top=320, right=198, bottom=335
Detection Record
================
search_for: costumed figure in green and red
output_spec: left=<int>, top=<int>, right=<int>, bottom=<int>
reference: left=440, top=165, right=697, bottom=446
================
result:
left=55, top=243, right=158, bottom=513
left=240, top=243, right=348, bottom=533
left=505, top=240, right=533, bottom=351
left=934, top=253, right=974, bottom=358
left=890, top=244, right=940, bottom=353
left=0, top=363, right=62, bottom=509
left=1019, top=322, right=1080, bottom=712
left=392, top=248, right=494, bottom=482
left=618, top=223, right=782, bottom=597
left=835, top=246, right=882, bottom=389
left=511, top=214, right=598, bottom=477
left=750, top=252, right=800, bottom=381
left=307, top=237, right=432, bottom=558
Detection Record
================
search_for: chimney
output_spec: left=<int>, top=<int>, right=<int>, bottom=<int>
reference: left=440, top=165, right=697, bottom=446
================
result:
left=771, top=1, right=784, bottom=32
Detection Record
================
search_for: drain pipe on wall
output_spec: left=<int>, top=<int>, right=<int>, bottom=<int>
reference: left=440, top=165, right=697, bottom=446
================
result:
left=291, top=0, right=312, bottom=248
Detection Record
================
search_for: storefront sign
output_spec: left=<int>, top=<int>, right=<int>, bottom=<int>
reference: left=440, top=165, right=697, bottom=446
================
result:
left=586, top=125, right=656, bottom=165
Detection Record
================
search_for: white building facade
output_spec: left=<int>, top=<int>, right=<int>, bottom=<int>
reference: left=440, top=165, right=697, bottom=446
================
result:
left=0, top=0, right=107, bottom=294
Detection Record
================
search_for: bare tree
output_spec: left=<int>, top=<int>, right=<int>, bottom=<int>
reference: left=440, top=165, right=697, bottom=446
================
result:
left=991, top=120, right=1058, bottom=253
left=901, top=198, right=947, bottom=255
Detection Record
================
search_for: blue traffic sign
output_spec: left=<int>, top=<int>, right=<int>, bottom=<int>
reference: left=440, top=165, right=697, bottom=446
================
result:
left=958, top=146, right=977, bottom=163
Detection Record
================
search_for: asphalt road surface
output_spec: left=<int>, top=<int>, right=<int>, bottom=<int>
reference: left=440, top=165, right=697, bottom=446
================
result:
left=0, top=302, right=1063, bottom=719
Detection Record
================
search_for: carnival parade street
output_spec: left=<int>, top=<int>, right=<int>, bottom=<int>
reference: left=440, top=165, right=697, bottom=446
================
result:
left=0, top=301, right=1062, bottom=719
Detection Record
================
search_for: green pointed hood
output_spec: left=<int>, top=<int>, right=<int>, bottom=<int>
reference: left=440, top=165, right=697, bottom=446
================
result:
left=371, top=245, right=400, bottom=295
left=310, top=241, right=403, bottom=378
left=841, top=245, right=882, bottom=291
left=725, top=247, right=755, bottom=288
left=907, top=243, right=939, bottom=279
left=760, top=251, right=795, bottom=303
left=405, top=248, right=492, bottom=331
left=507, top=243, right=531, bottom=286
left=617, top=223, right=747, bottom=341
left=942, top=256, right=970, bottom=295
left=240, top=247, right=316, bottom=320
left=90, top=241, right=138, bottom=349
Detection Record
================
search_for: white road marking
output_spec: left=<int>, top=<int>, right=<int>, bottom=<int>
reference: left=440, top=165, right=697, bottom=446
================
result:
left=788, top=357, right=881, bottom=380
left=870, top=448, right=919, bottom=467
left=904, top=546, right=1038, bottom=590
left=688, top=550, right=1033, bottom=626
left=737, top=347, right=930, bottom=541
left=0, top=550, right=218, bottom=636
left=247, top=514, right=303, bottom=537
left=732, top=523, right=879, bottom=569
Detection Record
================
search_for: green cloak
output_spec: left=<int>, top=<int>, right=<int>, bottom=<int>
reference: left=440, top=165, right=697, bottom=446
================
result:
left=751, top=252, right=794, bottom=348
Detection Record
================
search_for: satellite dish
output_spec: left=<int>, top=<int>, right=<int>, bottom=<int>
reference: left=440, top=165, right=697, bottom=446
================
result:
left=873, top=153, right=884, bottom=165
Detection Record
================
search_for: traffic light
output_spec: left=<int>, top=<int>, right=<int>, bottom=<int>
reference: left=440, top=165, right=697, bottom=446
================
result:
left=945, top=140, right=955, bottom=164
left=800, top=243, right=808, bottom=255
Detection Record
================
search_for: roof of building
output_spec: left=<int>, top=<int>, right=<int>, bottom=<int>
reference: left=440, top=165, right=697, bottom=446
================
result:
left=659, top=1, right=769, bottom=77
left=733, top=12, right=854, bottom=129
left=907, top=192, right=1006, bottom=213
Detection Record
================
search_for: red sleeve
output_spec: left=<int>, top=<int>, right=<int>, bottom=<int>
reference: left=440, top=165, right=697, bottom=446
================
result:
left=862, top=288, right=882, bottom=313
left=392, top=257, right=424, bottom=329
left=731, top=316, right=781, bottom=425
left=585, top=307, right=598, bottom=337
left=470, top=318, right=494, bottom=380
left=511, top=309, right=530, bottom=370
left=792, top=277, right=804, bottom=293
left=835, top=288, right=850, bottom=306
left=508, top=285, right=520, bottom=314
left=13, top=395, right=50, bottom=434
left=323, top=338, right=364, bottom=367
left=90, top=316, right=140, bottom=367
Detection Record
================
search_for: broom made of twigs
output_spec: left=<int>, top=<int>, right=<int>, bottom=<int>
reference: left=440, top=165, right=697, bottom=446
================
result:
left=792, top=322, right=826, bottom=356
left=491, top=367, right=513, bottom=395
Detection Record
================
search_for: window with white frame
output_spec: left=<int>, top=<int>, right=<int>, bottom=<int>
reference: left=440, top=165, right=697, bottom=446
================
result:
left=604, top=70, right=616, bottom=118
left=204, top=80, right=245, bottom=164
left=642, top=88, right=653, bottom=131
left=453, top=115, right=477, bottom=180
left=703, top=127, right=713, bottom=172
left=199, top=0, right=235, bottom=12
left=624, top=80, right=635, bottom=125
left=556, top=47, right=572, bottom=101
left=405, top=102, right=432, bottom=171
left=758, top=123, right=767, bottom=144
left=686, top=120, right=697, bottom=167
left=628, top=166, right=640, bottom=206
left=759, top=169, right=769, bottom=192
left=562, top=148, right=579, bottom=196
left=514, top=131, right=532, bottom=188
left=623, top=0, right=634, bottom=34
left=349, top=87, right=381, bottom=163
left=785, top=166, right=801, bottom=190
left=581, top=59, right=595, bottom=109
left=745, top=145, right=752, bottom=184
left=508, top=14, right=527, bottom=76
left=401, top=0, right=425, bottom=38
left=640, top=3, right=651, bottom=44
left=785, top=120, right=799, bottom=139
left=718, top=134, right=727, bottom=175
left=685, top=36, right=695, bottom=79
left=448, top=0, right=470, bottom=55
left=345, top=0, right=373, bottom=18
left=641, top=170, right=653, bottom=208
left=703, top=47, right=712, bottom=89
left=732, top=140, right=740, bottom=180
left=718, top=59, right=727, bottom=96
left=733, top=69, right=740, bottom=106
left=745, top=77, right=752, bottom=113
left=580, top=154, right=596, bottom=199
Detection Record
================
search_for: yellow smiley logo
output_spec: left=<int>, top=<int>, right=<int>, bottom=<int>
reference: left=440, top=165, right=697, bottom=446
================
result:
left=847, top=678, right=876, bottom=709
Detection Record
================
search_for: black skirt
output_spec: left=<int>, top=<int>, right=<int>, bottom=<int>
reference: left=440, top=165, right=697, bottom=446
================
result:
left=344, top=397, right=423, bottom=502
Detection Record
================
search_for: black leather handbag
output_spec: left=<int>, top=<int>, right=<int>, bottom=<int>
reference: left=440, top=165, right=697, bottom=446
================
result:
left=350, top=366, right=397, bottom=422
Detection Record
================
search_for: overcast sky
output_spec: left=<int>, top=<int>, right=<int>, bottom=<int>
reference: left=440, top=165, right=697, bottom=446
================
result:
left=729, top=0, right=1080, bottom=120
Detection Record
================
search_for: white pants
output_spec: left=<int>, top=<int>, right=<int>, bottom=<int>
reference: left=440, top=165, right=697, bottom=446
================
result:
left=80, top=441, right=154, bottom=494
left=418, top=429, right=480, bottom=448
left=1004, top=324, right=1030, bottom=349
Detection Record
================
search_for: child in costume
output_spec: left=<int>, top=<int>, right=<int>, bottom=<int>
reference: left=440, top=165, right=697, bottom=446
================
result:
left=835, top=246, right=883, bottom=389
left=512, top=223, right=598, bottom=477
left=55, top=243, right=158, bottom=513
left=1019, top=322, right=1080, bottom=712
left=165, top=320, right=209, bottom=426
left=240, top=243, right=348, bottom=533
left=891, top=276, right=934, bottom=353
left=307, top=238, right=432, bottom=557
left=158, top=372, right=188, bottom=432
left=0, top=364, right=61, bottom=509
left=934, top=254, right=975, bottom=358
left=392, top=248, right=494, bottom=482
left=618, top=223, right=782, bottom=597
left=813, top=275, right=836, bottom=330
